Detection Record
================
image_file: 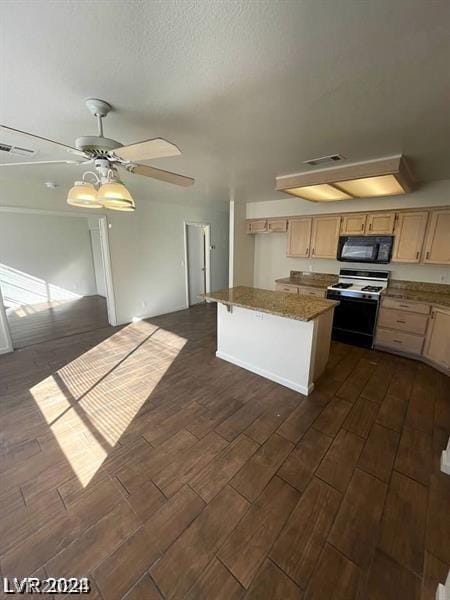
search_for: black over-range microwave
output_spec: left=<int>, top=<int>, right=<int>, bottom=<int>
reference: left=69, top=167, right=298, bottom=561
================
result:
left=337, top=235, right=394, bottom=264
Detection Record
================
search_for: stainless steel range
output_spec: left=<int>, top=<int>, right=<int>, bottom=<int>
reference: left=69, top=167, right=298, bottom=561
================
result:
left=326, top=269, right=390, bottom=348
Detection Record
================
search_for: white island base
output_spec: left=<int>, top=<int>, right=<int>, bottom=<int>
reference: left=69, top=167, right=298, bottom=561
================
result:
left=216, top=303, right=334, bottom=396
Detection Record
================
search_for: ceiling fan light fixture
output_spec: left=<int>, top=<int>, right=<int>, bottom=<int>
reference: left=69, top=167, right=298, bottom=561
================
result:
left=67, top=181, right=103, bottom=208
left=97, top=181, right=135, bottom=211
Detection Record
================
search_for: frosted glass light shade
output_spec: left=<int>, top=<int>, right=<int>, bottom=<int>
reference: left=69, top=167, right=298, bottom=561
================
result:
left=67, top=181, right=102, bottom=208
left=286, top=184, right=352, bottom=201
left=97, top=182, right=135, bottom=211
left=335, top=175, right=405, bottom=198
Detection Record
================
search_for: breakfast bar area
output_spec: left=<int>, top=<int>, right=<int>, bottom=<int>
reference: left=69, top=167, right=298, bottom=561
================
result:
left=204, top=286, right=338, bottom=395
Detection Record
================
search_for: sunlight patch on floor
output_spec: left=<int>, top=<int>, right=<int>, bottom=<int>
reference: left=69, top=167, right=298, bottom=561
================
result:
left=30, top=320, right=187, bottom=486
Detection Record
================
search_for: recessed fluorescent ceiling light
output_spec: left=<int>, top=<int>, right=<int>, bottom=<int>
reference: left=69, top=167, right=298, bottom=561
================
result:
left=286, top=184, right=352, bottom=201
left=276, top=155, right=413, bottom=202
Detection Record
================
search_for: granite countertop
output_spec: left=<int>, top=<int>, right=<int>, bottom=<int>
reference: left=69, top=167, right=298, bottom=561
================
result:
left=203, top=286, right=339, bottom=322
left=383, top=287, right=450, bottom=308
left=275, top=271, right=338, bottom=289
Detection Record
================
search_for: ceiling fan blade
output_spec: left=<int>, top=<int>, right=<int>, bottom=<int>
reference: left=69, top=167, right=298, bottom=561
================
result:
left=0, top=159, right=83, bottom=167
left=0, top=125, right=87, bottom=157
left=127, top=163, right=194, bottom=187
left=113, top=138, right=181, bottom=162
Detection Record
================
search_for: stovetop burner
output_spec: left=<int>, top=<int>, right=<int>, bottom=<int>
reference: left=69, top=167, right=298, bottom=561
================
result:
left=361, top=285, right=383, bottom=292
left=332, top=283, right=353, bottom=289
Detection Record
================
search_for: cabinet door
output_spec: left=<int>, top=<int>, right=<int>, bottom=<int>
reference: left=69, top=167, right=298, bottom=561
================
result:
left=310, top=216, right=341, bottom=259
left=246, top=219, right=267, bottom=234
left=423, top=307, right=450, bottom=372
left=366, top=212, right=396, bottom=234
left=287, top=218, right=312, bottom=257
left=392, top=211, right=428, bottom=263
left=267, top=219, right=287, bottom=232
left=423, top=209, right=450, bottom=264
left=341, top=214, right=366, bottom=235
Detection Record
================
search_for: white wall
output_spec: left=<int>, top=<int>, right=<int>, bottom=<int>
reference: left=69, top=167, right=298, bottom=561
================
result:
left=0, top=211, right=97, bottom=306
left=229, top=199, right=254, bottom=286
left=247, top=180, right=450, bottom=289
left=0, top=178, right=229, bottom=325
left=107, top=200, right=229, bottom=323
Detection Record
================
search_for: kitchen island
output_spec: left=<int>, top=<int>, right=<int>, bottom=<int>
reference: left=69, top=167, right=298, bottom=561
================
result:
left=203, top=286, right=338, bottom=395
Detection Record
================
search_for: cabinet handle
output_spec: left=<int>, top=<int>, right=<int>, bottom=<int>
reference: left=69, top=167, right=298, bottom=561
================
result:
left=393, top=339, right=403, bottom=344
left=369, top=223, right=373, bottom=231
left=396, top=320, right=406, bottom=324
left=416, top=251, right=419, bottom=259
left=305, top=248, right=309, bottom=255
left=312, top=248, right=315, bottom=255
left=399, top=304, right=410, bottom=308
left=426, top=251, right=430, bottom=259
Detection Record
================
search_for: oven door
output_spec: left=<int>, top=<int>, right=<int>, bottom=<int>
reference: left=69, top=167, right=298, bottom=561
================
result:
left=327, top=292, right=378, bottom=347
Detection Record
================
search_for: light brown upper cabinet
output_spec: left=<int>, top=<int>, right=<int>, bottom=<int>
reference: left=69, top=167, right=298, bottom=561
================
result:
left=341, top=214, right=366, bottom=235
left=423, top=209, right=450, bottom=265
left=267, top=218, right=287, bottom=232
left=246, top=219, right=267, bottom=234
left=287, top=218, right=312, bottom=257
left=310, top=216, right=341, bottom=259
left=366, top=212, right=396, bottom=234
left=423, top=307, right=450, bottom=372
left=392, top=211, right=428, bottom=263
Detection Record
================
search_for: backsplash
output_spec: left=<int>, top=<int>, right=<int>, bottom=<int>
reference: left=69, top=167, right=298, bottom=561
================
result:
left=252, top=233, right=449, bottom=290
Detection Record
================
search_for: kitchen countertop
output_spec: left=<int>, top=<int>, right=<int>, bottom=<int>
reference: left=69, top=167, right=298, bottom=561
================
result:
left=203, top=286, right=339, bottom=322
left=275, top=271, right=338, bottom=289
left=383, top=287, right=450, bottom=308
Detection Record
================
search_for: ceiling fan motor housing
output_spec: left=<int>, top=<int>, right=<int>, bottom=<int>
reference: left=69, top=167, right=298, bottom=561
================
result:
left=75, top=135, right=122, bottom=158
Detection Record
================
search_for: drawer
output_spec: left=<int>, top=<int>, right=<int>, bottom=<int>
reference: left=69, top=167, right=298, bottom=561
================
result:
left=376, top=327, right=424, bottom=355
left=382, top=296, right=430, bottom=315
left=378, top=308, right=429, bottom=335
left=275, top=283, right=298, bottom=294
left=297, top=286, right=325, bottom=298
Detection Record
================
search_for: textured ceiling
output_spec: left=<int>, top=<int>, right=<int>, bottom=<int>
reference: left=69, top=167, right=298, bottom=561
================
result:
left=1, top=0, right=450, bottom=205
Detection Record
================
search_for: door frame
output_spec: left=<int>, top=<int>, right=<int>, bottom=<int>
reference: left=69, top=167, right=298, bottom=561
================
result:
left=0, top=206, right=117, bottom=352
left=183, top=221, right=211, bottom=308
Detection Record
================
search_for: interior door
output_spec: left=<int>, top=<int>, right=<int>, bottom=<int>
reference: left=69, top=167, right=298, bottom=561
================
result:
left=187, top=224, right=206, bottom=306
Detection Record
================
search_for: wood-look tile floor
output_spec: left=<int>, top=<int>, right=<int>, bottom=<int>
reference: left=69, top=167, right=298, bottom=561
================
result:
left=6, top=295, right=109, bottom=349
left=0, top=303, right=449, bottom=599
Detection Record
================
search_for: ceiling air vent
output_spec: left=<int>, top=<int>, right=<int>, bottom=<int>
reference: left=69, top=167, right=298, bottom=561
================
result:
left=303, top=154, right=344, bottom=167
left=0, top=143, right=36, bottom=157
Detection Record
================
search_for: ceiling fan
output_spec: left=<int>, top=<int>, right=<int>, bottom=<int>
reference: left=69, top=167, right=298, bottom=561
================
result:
left=0, top=98, right=194, bottom=212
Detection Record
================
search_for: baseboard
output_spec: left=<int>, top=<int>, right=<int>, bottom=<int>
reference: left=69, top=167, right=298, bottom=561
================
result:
left=374, top=344, right=449, bottom=377
left=216, top=350, right=313, bottom=396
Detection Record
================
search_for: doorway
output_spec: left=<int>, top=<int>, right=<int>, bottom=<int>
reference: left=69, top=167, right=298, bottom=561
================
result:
left=184, top=222, right=211, bottom=307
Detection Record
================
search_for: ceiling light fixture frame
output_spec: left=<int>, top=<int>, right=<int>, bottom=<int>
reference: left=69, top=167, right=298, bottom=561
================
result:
left=276, top=155, right=414, bottom=202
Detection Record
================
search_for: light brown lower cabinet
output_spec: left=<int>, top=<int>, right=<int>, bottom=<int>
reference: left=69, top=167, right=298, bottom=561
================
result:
left=423, top=307, right=450, bottom=373
left=375, top=298, right=450, bottom=375
left=275, top=283, right=298, bottom=293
